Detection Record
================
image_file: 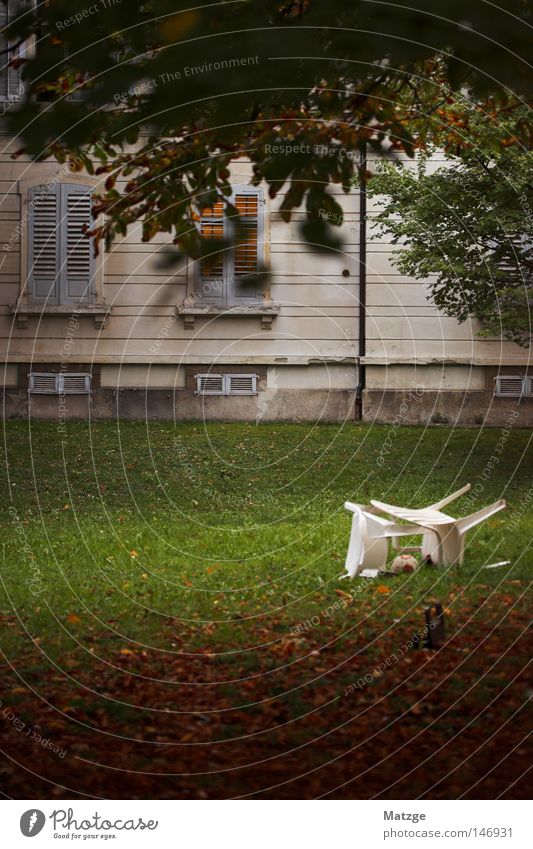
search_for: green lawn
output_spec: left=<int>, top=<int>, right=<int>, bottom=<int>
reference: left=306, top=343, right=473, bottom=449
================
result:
left=0, top=421, right=531, bottom=799
left=1, top=421, right=531, bottom=655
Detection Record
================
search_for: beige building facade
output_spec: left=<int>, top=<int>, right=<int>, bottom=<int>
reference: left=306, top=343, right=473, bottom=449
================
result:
left=0, top=134, right=531, bottom=427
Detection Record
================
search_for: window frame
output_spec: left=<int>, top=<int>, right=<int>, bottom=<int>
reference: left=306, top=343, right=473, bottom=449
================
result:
left=195, top=184, right=266, bottom=307
left=0, top=0, right=35, bottom=104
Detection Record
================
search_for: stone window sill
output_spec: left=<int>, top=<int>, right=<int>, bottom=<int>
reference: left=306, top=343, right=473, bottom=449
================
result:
left=11, top=304, right=111, bottom=329
left=177, top=302, right=280, bottom=330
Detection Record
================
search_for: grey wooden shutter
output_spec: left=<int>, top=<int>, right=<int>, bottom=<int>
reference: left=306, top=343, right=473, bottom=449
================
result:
left=0, top=1, right=25, bottom=102
left=60, top=183, right=94, bottom=303
left=230, top=188, right=263, bottom=303
left=28, top=185, right=60, bottom=304
left=28, top=183, right=95, bottom=305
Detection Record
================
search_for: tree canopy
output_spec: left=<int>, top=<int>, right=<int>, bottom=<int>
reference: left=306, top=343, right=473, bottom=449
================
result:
left=368, top=102, right=532, bottom=345
left=4, top=1, right=530, bottom=254
left=3, top=1, right=532, bottom=341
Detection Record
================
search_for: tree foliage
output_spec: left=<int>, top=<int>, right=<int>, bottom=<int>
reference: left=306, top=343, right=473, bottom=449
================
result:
left=4, top=0, right=531, bottom=261
left=368, top=105, right=533, bottom=345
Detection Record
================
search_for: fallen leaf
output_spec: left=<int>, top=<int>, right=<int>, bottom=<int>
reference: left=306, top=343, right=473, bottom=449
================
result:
left=335, top=589, right=353, bottom=604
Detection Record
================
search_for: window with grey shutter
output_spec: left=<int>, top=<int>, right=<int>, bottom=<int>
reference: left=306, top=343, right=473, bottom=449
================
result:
left=198, top=186, right=264, bottom=305
left=28, top=183, right=95, bottom=305
left=0, top=1, right=28, bottom=103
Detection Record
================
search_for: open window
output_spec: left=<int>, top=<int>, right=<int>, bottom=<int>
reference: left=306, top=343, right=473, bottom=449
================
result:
left=197, top=186, right=264, bottom=305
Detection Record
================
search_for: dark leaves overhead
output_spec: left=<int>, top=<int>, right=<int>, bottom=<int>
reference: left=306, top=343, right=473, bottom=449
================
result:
left=3, top=0, right=531, bottom=258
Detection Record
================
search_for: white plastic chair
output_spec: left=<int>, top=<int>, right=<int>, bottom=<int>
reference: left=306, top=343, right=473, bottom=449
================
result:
left=370, top=490, right=506, bottom=567
left=343, top=502, right=425, bottom=578
left=392, top=483, right=472, bottom=563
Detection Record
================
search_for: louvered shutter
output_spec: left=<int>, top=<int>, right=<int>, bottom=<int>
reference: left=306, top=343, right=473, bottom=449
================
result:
left=198, top=198, right=225, bottom=303
left=28, top=183, right=95, bottom=305
left=198, top=187, right=264, bottom=305
left=60, top=183, right=94, bottom=302
left=231, top=190, right=262, bottom=303
left=28, top=185, right=60, bottom=303
left=0, top=1, right=25, bottom=102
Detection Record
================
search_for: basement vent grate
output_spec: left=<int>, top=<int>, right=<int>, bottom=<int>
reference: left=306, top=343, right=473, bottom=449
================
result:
left=196, top=374, right=224, bottom=395
left=494, top=375, right=532, bottom=398
left=195, top=373, right=258, bottom=396
left=29, top=372, right=91, bottom=395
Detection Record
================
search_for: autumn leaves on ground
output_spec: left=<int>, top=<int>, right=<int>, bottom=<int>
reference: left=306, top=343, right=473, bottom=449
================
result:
left=1, top=422, right=531, bottom=799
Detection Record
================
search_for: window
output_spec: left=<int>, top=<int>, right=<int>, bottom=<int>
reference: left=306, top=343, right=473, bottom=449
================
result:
left=198, top=186, right=264, bottom=305
left=195, top=373, right=258, bottom=396
left=29, top=373, right=91, bottom=394
left=28, top=183, right=95, bottom=305
left=0, top=1, right=30, bottom=103
left=494, top=375, right=532, bottom=398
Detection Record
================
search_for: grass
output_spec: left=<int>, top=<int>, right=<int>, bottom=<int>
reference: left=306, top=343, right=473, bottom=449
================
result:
left=0, top=421, right=531, bottom=799
left=1, top=420, right=530, bottom=654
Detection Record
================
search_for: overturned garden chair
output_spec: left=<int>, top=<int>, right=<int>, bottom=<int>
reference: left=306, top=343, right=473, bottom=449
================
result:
left=343, top=502, right=427, bottom=578
left=370, top=484, right=506, bottom=567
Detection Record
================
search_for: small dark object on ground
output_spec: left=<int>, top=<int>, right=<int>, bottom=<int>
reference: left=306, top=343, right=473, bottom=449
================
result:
left=413, top=602, right=446, bottom=649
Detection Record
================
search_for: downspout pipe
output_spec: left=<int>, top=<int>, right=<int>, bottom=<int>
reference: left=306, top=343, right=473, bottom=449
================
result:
left=355, top=142, right=367, bottom=420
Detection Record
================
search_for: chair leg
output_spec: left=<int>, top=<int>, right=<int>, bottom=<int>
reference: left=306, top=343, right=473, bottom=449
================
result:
left=421, top=530, right=441, bottom=564
left=429, top=483, right=471, bottom=511
left=439, top=526, right=464, bottom=566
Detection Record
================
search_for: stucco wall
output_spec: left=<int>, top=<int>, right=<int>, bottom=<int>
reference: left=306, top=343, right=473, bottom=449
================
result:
left=0, top=135, right=530, bottom=426
left=0, top=146, right=359, bottom=370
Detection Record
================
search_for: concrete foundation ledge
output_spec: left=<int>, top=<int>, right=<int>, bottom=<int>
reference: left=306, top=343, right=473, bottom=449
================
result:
left=1, top=388, right=357, bottom=424
left=363, top=389, right=533, bottom=427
